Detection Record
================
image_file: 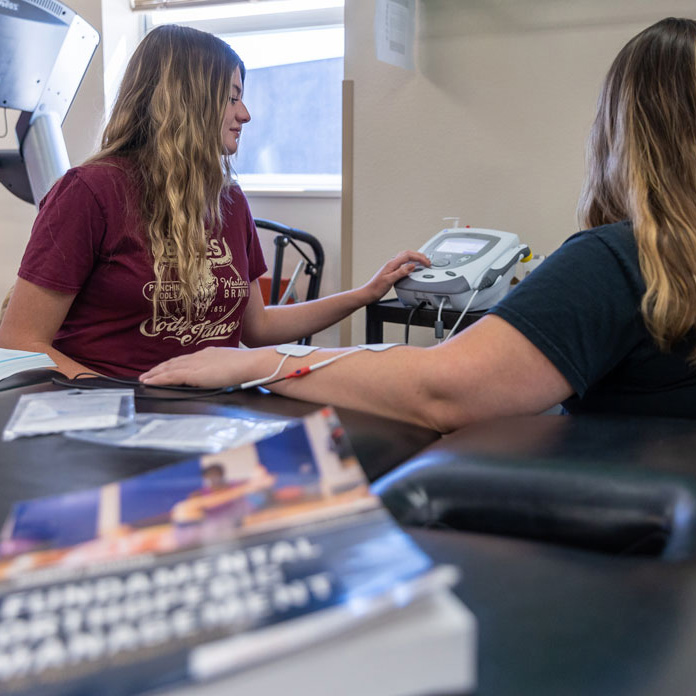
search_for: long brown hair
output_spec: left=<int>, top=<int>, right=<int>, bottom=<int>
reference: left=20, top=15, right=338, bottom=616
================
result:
left=91, top=25, right=245, bottom=319
left=578, top=17, right=696, bottom=355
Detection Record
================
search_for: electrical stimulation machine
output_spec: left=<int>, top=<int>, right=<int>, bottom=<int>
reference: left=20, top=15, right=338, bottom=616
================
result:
left=395, top=226, right=531, bottom=312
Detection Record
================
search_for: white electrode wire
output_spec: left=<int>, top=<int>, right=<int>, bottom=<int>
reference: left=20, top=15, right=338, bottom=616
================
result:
left=444, top=289, right=479, bottom=342
left=248, top=346, right=368, bottom=390
left=437, top=296, right=446, bottom=323
left=304, top=346, right=366, bottom=373
left=240, top=353, right=291, bottom=389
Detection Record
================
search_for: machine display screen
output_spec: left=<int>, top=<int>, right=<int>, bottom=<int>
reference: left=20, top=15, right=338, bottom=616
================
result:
left=435, top=237, right=488, bottom=255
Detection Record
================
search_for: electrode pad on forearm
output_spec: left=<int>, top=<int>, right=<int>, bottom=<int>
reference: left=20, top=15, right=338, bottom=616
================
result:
left=273, top=342, right=404, bottom=384
left=356, top=343, right=403, bottom=351
left=276, top=343, right=403, bottom=358
left=275, top=344, right=322, bottom=357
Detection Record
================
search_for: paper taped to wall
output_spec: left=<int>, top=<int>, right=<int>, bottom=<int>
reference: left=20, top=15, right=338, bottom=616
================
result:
left=375, top=0, right=415, bottom=70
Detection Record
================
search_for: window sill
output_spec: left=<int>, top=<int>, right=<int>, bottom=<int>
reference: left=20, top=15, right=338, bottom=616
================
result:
left=238, top=174, right=342, bottom=198
left=243, top=187, right=341, bottom=199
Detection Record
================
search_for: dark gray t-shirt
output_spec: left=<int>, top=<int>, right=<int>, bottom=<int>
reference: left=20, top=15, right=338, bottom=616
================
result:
left=488, top=220, right=696, bottom=417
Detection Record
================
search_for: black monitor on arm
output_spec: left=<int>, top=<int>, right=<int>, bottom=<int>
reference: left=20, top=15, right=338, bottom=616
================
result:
left=0, top=0, right=99, bottom=206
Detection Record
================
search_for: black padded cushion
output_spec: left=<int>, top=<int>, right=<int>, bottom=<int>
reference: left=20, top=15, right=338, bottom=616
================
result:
left=374, top=415, right=696, bottom=558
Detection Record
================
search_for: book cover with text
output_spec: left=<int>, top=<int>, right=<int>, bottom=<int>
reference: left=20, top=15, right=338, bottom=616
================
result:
left=0, top=407, right=451, bottom=696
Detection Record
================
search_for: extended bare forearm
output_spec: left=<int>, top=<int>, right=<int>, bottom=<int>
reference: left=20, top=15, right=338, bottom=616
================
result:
left=242, top=287, right=369, bottom=347
left=252, top=316, right=575, bottom=431
left=264, top=345, right=450, bottom=429
left=242, top=250, right=430, bottom=347
left=142, top=316, right=574, bottom=432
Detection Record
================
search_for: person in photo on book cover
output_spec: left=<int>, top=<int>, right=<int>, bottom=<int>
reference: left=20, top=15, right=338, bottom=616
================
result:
left=0, top=25, right=428, bottom=379
left=142, top=18, right=696, bottom=431
left=171, top=461, right=275, bottom=545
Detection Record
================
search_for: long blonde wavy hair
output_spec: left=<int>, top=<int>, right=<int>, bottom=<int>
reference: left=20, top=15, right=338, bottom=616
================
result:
left=578, top=17, right=696, bottom=356
left=90, top=25, right=244, bottom=320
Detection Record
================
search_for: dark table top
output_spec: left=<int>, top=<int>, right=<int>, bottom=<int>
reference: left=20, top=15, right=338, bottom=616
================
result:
left=414, top=526, right=696, bottom=696
left=5, top=377, right=696, bottom=695
left=0, top=377, right=440, bottom=520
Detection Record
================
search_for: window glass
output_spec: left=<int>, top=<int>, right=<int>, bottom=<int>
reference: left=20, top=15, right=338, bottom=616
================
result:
left=222, top=26, right=344, bottom=192
left=137, top=2, right=342, bottom=341
left=144, top=2, right=344, bottom=192
left=234, top=56, right=342, bottom=176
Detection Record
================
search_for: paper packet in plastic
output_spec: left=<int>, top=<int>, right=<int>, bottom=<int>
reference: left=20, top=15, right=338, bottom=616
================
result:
left=3, top=389, right=135, bottom=441
left=64, top=412, right=291, bottom=453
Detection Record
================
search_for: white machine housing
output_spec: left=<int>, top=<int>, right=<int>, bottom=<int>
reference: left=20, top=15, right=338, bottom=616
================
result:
left=395, top=227, right=530, bottom=312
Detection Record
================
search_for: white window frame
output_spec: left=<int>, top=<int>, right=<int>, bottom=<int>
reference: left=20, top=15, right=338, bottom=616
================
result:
left=141, top=1, right=344, bottom=195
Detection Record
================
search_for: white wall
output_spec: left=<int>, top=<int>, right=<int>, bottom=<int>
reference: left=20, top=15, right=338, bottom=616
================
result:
left=247, top=193, right=341, bottom=347
left=101, top=0, right=142, bottom=116
left=344, top=0, right=696, bottom=343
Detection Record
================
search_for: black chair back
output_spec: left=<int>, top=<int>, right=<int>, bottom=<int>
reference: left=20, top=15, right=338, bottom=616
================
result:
left=254, top=218, right=325, bottom=345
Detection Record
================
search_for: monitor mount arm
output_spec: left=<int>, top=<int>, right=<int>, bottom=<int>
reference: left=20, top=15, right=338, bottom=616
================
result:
left=0, top=2, right=99, bottom=207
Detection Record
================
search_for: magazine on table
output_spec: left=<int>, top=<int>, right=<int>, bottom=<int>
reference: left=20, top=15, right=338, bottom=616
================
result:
left=0, top=407, right=462, bottom=696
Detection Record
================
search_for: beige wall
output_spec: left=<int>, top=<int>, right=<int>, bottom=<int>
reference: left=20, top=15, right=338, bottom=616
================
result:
left=344, top=0, right=696, bottom=343
left=0, top=142, right=35, bottom=299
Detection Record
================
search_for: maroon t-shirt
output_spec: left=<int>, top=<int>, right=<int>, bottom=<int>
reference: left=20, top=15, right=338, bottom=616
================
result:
left=19, top=160, right=267, bottom=377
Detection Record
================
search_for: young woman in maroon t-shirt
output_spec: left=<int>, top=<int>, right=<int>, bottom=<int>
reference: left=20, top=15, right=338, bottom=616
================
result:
left=0, top=25, right=426, bottom=378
